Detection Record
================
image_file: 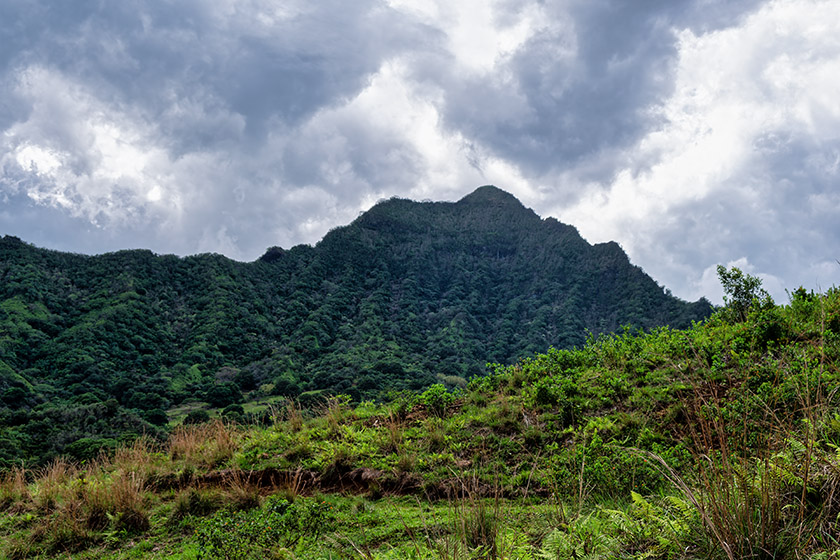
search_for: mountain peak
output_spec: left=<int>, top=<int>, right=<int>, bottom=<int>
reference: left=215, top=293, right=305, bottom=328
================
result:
left=457, top=185, right=524, bottom=207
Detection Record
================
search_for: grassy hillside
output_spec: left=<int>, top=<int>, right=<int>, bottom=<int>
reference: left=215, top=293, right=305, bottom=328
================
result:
left=1, top=277, right=837, bottom=559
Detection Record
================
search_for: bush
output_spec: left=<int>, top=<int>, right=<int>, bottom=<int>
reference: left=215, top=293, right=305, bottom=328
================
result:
left=420, top=383, right=455, bottom=417
left=65, top=437, right=118, bottom=462
left=184, top=410, right=211, bottom=425
left=272, top=378, right=301, bottom=397
left=222, top=404, right=245, bottom=419
left=145, top=408, right=169, bottom=426
left=205, top=382, right=243, bottom=408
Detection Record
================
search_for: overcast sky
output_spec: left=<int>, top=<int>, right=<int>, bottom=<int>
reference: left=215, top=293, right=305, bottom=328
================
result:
left=1, top=0, right=839, bottom=304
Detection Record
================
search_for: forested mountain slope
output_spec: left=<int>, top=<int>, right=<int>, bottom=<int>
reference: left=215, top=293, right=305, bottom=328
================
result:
left=0, top=186, right=711, bottom=465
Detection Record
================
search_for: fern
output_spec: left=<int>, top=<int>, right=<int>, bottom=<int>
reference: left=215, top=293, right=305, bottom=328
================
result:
left=537, top=513, right=618, bottom=560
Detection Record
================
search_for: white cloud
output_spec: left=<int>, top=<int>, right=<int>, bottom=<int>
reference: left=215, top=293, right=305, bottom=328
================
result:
left=558, top=0, right=840, bottom=302
left=386, top=0, right=548, bottom=74
left=2, top=66, right=177, bottom=227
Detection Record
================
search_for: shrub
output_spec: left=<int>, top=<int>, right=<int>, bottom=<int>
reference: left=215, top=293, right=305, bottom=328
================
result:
left=65, top=437, right=118, bottom=462
left=205, top=382, right=243, bottom=408
left=221, top=404, right=245, bottom=423
left=184, top=410, right=211, bottom=425
left=145, top=408, right=169, bottom=426
left=421, top=384, right=455, bottom=417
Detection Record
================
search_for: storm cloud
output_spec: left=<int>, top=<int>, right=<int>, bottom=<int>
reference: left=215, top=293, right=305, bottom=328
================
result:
left=1, top=0, right=838, bottom=303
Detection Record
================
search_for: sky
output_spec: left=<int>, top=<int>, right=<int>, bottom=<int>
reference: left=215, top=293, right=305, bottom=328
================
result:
left=1, top=0, right=839, bottom=304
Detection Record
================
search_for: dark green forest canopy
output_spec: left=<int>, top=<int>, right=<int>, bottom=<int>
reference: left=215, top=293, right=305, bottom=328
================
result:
left=0, top=186, right=711, bottom=465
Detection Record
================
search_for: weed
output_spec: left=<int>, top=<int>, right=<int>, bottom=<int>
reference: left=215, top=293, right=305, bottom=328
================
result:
left=41, top=496, right=99, bottom=554
left=113, top=436, right=159, bottom=482
left=194, top=496, right=336, bottom=559
left=111, top=471, right=150, bottom=533
left=397, top=451, right=417, bottom=474
left=323, top=395, right=353, bottom=435
left=35, top=459, right=77, bottom=513
left=425, top=418, right=448, bottom=452
left=81, top=479, right=110, bottom=530
left=538, top=512, right=618, bottom=560
left=2, top=534, right=35, bottom=560
left=383, top=412, right=405, bottom=454
left=282, top=439, right=313, bottom=463
left=276, top=468, right=307, bottom=502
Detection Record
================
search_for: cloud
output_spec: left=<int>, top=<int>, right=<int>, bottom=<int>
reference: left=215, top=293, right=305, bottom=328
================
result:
left=559, top=0, right=840, bottom=302
left=0, top=0, right=437, bottom=258
left=0, top=0, right=837, bottom=305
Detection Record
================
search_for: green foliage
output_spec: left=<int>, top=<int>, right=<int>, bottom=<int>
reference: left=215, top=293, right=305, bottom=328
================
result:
left=195, top=496, right=336, bottom=560
left=717, top=265, right=773, bottom=322
left=420, top=383, right=456, bottom=417
left=3, top=284, right=840, bottom=558
left=184, top=410, right=211, bottom=425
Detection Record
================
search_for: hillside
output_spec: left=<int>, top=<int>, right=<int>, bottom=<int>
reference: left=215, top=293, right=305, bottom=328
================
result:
left=0, top=186, right=711, bottom=466
left=0, top=278, right=837, bottom=559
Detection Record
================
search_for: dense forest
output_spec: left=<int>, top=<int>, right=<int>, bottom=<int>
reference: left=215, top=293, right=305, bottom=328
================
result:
left=0, top=186, right=711, bottom=466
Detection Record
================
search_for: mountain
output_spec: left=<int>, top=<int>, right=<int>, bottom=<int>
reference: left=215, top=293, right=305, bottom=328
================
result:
left=0, top=186, right=712, bottom=465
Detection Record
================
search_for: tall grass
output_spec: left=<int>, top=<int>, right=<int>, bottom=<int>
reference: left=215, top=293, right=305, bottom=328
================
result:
left=0, top=466, right=30, bottom=511
left=34, top=458, right=77, bottom=512
left=169, top=418, right=240, bottom=468
left=652, top=307, right=840, bottom=560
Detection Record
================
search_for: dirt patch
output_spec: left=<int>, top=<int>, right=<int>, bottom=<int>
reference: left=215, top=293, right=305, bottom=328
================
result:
left=145, top=466, right=423, bottom=497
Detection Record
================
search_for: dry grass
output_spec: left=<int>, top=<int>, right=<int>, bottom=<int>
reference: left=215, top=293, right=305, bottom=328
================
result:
left=225, top=470, right=262, bottom=511
left=285, top=399, right=304, bottom=432
left=112, top=436, right=159, bottom=479
left=81, top=478, right=111, bottom=530
left=0, top=466, right=30, bottom=511
left=385, top=412, right=405, bottom=454
left=40, top=496, right=97, bottom=554
left=111, top=471, right=150, bottom=532
left=169, top=419, right=241, bottom=468
left=35, top=458, right=77, bottom=512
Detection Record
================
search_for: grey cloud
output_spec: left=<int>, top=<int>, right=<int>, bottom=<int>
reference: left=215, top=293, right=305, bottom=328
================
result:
left=2, top=0, right=429, bottom=138
left=432, top=0, right=764, bottom=184
left=633, top=135, right=840, bottom=302
left=0, top=189, right=158, bottom=255
left=0, top=0, right=437, bottom=255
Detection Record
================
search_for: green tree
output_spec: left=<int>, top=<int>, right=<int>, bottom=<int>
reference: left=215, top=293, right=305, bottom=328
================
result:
left=716, top=265, right=773, bottom=322
left=205, top=382, right=243, bottom=408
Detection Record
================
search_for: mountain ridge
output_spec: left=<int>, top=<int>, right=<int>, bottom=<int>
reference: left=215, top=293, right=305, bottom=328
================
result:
left=0, top=185, right=712, bottom=465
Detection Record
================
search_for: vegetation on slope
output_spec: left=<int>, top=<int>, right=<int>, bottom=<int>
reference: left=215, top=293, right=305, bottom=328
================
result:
left=0, top=186, right=711, bottom=467
left=1, top=269, right=838, bottom=559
